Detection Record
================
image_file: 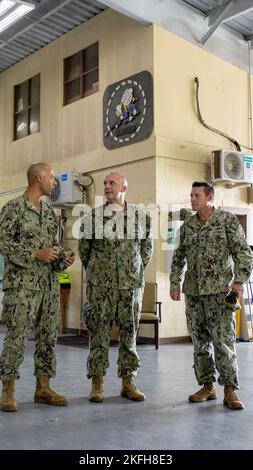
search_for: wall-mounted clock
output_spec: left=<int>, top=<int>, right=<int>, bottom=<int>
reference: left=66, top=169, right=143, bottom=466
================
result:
left=103, top=70, right=153, bottom=150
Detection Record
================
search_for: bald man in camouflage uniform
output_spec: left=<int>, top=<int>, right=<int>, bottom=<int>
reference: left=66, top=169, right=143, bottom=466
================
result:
left=0, top=163, right=74, bottom=412
left=79, top=172, right=153, bottom=402
left=170, top=181, right=253, bottom=410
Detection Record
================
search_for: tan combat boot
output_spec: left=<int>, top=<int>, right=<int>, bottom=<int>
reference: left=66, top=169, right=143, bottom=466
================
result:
left=34, top=375, right=68, bottom=406
left=188, top=383, right=217, bottom=403
left=89, top=375, right=104, bottom=402
left=223, top=385, right=244, bottom=410
left=121, top=375, right=145, bottom=401
left=1, top=380, right=17, bottom=412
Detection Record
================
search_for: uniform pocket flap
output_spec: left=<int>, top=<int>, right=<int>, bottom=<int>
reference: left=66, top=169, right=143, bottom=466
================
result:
left=2, top=291, right=20, bottom=306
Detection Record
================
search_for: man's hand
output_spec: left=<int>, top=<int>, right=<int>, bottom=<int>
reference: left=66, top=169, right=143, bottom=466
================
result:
left=170, top=290, right=181, bottom=301
left=229, top=282, right=244, bottom=297
left=66, top=254, right=75, bottom=267
left=36, top=248, right=60, bottom=263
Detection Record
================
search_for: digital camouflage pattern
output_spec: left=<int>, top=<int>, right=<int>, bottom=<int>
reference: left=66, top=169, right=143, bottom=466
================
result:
left=0, top=287, right=60, bottom=380
left=79, top=204, right=153, bottom=290
left=185, top=293, right=239, bottom=388
left=170, top=208, right=253, bottom=389
left=0, top=192, right=68, bottom=291
left=79, top=203, right=153, bottom=378
left=170, top=209, right=253, bottom=295
left=84, top=286, right=143, bottom=378
left=0, top=192, right=69, bottom=380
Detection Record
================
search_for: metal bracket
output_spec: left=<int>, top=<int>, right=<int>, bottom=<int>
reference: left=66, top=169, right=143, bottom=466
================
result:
left=200, top=0, right=234, bottom=45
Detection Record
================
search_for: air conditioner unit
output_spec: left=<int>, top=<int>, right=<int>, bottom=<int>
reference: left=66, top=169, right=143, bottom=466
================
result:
left=211, top=150, right=253, bottom=184
left=48, top=172, right=83, bottom=206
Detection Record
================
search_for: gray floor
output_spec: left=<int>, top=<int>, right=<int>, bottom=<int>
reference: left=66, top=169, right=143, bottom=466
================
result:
left=0, top=330, right=253, bottom=451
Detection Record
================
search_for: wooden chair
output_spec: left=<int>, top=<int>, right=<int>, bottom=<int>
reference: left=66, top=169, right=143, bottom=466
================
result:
left=139, top=282, right=162, bottom=349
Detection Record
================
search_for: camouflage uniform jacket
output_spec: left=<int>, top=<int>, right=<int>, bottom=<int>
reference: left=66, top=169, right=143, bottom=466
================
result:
left=78, top=203, right=153, bottom=289
left=170, top=209, right=253, bottom=295
left=0, top=192, right=68, bottom=291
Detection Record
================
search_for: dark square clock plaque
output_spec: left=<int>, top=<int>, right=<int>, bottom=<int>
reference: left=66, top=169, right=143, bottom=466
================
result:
left=103, top=70, right=153, bottom=150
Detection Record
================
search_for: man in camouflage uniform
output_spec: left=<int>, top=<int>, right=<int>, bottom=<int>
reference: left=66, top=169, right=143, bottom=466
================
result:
left=79, top=172, right=153, bottom=402
left=0, top=163, right=74, bottom=412
left=170, top=181, right=253, bottom=410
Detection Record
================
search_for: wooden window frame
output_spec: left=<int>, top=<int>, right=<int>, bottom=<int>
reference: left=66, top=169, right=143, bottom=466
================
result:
left=13, top=74, right=40, bottom=141
left=63, top=42, right=99, bottom=106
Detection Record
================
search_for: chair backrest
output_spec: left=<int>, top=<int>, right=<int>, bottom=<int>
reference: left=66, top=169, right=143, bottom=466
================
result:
left=141, top=282, right=157, bottom=313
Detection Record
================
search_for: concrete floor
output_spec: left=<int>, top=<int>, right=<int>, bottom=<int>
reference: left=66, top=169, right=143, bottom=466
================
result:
left=0, top=330, right=253, bottom=451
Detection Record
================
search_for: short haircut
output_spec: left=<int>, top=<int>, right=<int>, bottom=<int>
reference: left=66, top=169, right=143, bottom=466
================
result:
left=27, top=162, right=51, bottom=185
left=192, top=181, right=214, bottom=196
left=105, top=172, right=128, bottom=189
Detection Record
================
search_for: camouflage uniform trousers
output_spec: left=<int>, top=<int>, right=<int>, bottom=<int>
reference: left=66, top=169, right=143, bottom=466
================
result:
left=0, top=285, right=60, bottom=380
left=83, top=285, right=144, bottom=378
left=185, top=293, right=239, bottom=388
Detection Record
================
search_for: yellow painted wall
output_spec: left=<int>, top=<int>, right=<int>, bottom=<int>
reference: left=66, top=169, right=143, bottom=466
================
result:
left=0, top=9, right=155, bottom=193
left=153, top=25, right=253, bottom=339
left=154, top=25, right=250, bottom=160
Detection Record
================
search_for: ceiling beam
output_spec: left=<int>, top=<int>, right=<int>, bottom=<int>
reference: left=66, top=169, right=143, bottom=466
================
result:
left=0, top=0, right=74, bottom=43
left=200, top=0, right=234, bottom=45
left=208, top=0, right=253, bottom=27
left=245, top=34, right=253, bottom=43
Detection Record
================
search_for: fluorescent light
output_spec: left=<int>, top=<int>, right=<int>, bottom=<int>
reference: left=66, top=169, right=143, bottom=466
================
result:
left=0, top=1, right=15, bottom=16
left=0, top=1, right=34, bottom=33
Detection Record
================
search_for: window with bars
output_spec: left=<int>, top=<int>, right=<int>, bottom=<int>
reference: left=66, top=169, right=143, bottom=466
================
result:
left=64, top=42, right=99, bottom=106
left=14, top=74, right=40, bottom=141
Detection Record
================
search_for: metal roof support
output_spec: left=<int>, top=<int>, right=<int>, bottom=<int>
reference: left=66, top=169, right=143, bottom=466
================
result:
left=66, top=2, right=92, bottom=17
left=13, top=37, right=38, bottom=51
left=54, top=11, right=80, bottom=26
left=0, top=47, right=23, bottom=60
left=41, top=19, right=67, bottom=35
left=0, top=0, right=107, bottom=71
left=9, top=40, right=34, bottom=54
left=45, top=16, right=71, bottom=30
left=0, top=55, right=14, bottom=66
left=0, top=0, right=74, bottom=50
left=245, top=37, right=253, bottom=48
left=35, top=23, right=60, bottom=39
left=64, top=7, right=85, bottom=21
left=38, top=21, right=62, bottom=34
left=29, top=26, right=56, bottom=41
left=208, top=0, right=253, bottom=27
left=22, top=32, right=46, bottom=46
left=74, top=0, right=102, bottom=15
left=200, top=0, right=234, bottom=45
